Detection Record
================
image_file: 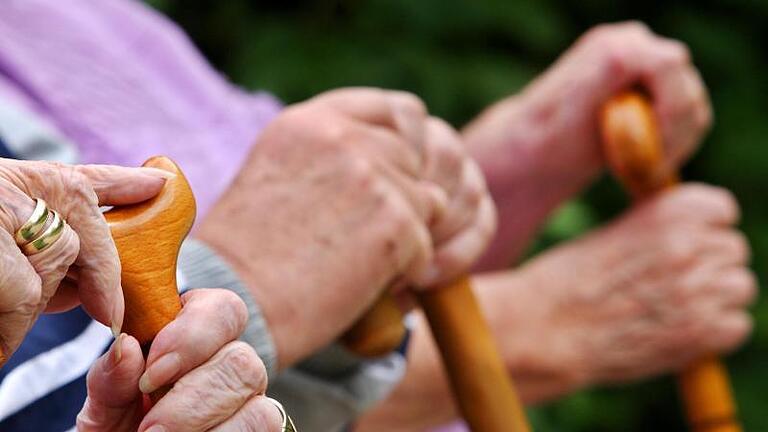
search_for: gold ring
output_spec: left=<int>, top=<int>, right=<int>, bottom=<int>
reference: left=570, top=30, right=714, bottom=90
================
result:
left=14, top=198, right=50, bottom=246
left=265, top=397, right=297, bottom=432
left=21, top=211, right=66, bottom=256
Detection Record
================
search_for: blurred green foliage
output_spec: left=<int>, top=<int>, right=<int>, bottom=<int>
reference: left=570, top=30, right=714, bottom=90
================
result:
left=148, top=0, right=768, bottom=430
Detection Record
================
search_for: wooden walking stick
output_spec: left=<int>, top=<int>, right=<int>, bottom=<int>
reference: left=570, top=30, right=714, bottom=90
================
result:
left=601, top=91, right=741, bottom=432
left=347, top=279, right=530, bottom=432
left=105, top=156, right=195, bottom=400
left=343, top=250, right=529, bottom=424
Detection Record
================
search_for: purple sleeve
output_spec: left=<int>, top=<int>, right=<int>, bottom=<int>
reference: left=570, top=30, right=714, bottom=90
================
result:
left=0, top=0, right=283, bottom=216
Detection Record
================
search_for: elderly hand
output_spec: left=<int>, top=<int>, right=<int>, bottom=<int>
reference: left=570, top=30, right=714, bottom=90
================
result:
left=491, top=184, right=754, bottom=392
left=469, top=21, right=711, bottom=177
left=463, top=22, right=712, bottom=270
left=0, top=159, right=166, bottom=364
left=77, top=288, right=283, bottom=432
left=197, top=87, right=495, bottom=367
left=356, top=184, right=755, bottom=431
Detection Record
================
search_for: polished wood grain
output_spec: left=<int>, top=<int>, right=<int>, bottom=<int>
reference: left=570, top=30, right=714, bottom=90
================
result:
left=601, top=91, right=741, bottom=432
left=105, top=156, right=195, bottom=401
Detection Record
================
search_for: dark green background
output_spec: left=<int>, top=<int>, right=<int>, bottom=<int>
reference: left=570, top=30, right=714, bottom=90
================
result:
left=147, top=1, right=767, bottom=430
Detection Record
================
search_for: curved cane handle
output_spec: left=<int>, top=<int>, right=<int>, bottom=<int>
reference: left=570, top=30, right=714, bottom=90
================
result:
left=342, top=293, right=406, bottom=357
left=105, top=156, right=195, bottom=400
left=601, top=91, right=741, bottom=432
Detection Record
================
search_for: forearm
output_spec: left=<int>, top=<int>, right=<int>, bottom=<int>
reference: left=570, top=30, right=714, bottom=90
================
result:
left=355, top=270, right=586, bottom=431
left=463, top=93, right=602, bottom=271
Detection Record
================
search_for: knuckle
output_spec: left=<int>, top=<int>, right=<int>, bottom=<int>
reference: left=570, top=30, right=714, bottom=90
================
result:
left=734, top=270, right=758, bottom=306
left=220, top=341, right=267, bottom=392
left=344, top=156, right=377, bottom=191
left=585, top=21, right=647, bottom=44
left=667, top=40, right=691, bottom=65
left=721, top=315, right=753, bottom=350
left=217, top=289, right=249, bottom=323
left=384, top=199, right=416, bottom=235
left=729, top=231, right=751, bottom=262
left=694, top=103, right=713, bottom=131
left=660, top=230, right=697, bottom=265
left=387, top=90, right=427, bottom=119
left=238, top=400, right=279, bottom=432
left=620, top=20, right=651, bottom=36
left=709, top=187, right=740, bottom=222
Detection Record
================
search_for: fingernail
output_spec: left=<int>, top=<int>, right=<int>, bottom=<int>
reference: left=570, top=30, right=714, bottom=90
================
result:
left=111, top=290, right=124, bottom=340
left=139, top=167, right=173, bottom=179
left=139, top=352, right=181, bottom=394
left=111, top=322, right=121, bottom=340
left=144, top=425, right=167, bottom=432
left=107, top=334, right=125, bottom=372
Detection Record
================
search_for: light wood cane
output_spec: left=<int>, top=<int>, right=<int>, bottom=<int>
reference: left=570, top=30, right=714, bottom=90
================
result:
left=105, top=156, right=195, bottom=400
left=601, top=91, right=741, bottom=432
left=348, top=277, right=531, bottom=431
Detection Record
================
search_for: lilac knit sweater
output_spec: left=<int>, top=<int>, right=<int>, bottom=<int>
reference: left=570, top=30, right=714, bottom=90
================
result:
left=0, top=0, right=282, bottom=217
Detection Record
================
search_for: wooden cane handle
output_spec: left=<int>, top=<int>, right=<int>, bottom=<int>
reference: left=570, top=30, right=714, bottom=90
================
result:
left=105, top=156, right=195, bottom=400
left=342, top=292, right=406, bottom=357
left=601, top=91, right=741, bottom=432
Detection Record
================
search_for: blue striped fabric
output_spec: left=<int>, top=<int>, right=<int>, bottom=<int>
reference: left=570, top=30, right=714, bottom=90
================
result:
left=0, top=368, right=88, bottom=432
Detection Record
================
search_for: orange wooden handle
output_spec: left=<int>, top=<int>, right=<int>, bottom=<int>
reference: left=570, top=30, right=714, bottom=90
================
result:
left=601, top=91, right=741, bottom=432
left=105, top=156, right=196, bottom=399
left=341, top=292, right=406, bottom=357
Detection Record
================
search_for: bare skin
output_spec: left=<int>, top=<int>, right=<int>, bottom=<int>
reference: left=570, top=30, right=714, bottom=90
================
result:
left=0, top=160, right=166, bottom=364
left=357, top=185, right=755, bottom=431
left=77, top=289, right=283, bottom=432
left=197, top=88, right=496, bottom=368
left=356, top=23, right=752, bottom=431
left=465, top=21, right=712, bottom=271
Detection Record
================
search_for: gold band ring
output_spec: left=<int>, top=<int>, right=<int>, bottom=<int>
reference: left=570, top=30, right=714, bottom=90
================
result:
left=265, top=397, right=297, bottom=432
left=14, top=198, right=50, bottom=246
left=21, top=210, right=66, bottom=256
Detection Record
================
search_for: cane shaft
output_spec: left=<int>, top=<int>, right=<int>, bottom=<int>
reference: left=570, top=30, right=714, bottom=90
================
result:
left=418, top=276, right=530, bottom=432
left=601, top=92, right=741, bottom=432
left=105, top=156, right=196, bottom=402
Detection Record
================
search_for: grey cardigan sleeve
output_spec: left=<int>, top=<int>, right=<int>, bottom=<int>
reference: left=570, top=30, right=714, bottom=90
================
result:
left=176, top=239, right=407, bottom=431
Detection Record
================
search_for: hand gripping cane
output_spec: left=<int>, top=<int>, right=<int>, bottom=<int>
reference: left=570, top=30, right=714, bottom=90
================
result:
left=601, top=91, right=741, bottom=432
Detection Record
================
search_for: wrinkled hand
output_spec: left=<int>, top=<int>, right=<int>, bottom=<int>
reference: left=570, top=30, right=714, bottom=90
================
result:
left=463, top=22, right=712, bottom=271
left=0, top=159, right=166, bottom=364
left=197, top=87, right=495, bottom=367
left=503, top=184, right=754, bottom=386
left=77, top=289, right=282, bottom=432
left=524, top=21, right=711, bottom=171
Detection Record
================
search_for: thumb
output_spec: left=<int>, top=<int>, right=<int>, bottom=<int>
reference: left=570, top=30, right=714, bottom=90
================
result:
left=75, top=165, right=168, bottom=206
left=77, top=334, right=145, bottom=432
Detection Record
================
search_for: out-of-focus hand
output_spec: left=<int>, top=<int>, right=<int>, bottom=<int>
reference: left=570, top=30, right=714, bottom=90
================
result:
left=0, top=159, right=166, bottom=364
left=463, top=22, right=713, bottom=271
left=468, top=21, right=711, bottom=181
left=77, top=289, right=283, bottom=432
left=488, top=184, right=754, bottom=390
left=355, top=185, right=754, bottom=430
left=197, top=87, right=495, bottom=367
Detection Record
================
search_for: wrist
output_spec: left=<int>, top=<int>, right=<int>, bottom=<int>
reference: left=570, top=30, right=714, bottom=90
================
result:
left=194, top=219, right=303, bottom=367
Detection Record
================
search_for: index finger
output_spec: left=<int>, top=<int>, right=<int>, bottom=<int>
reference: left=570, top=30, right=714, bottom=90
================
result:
left=139, top=289, right=249, bottom=395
